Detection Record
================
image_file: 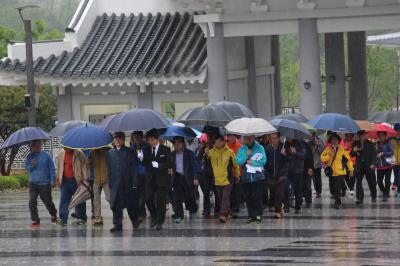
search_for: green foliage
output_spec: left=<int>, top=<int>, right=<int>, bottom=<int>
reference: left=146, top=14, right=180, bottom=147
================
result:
left=0, top=176, right=21, bottom=190
left=0, top=25, right=16, bottom=58
left=0, top=85, right=57, bottom=131
left=15, top=175, right=29, bottom=187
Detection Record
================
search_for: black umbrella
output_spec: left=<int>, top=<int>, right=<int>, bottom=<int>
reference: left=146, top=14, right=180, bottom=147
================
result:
left=50, top=120, right=92, bottom=137
left=369, top=110, right=400, bottom=124
left=102, top=109, right=171, bottom=132
left=209, top=101, right=255, bottom=119
left=177, top=105, right=234, bottom=127
left=270, top=113, right=308, bottom=123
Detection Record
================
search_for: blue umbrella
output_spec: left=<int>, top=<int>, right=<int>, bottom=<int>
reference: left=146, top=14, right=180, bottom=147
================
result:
left=102, top=109, right=170, bottom=132
left=50, top=120, right=93, bottom=137
left=270, top=119, right=311, bottom=140
left=160, top=126, right=197, bottom=141
left=61, top=124, right=112, bottom=150
left=1, top=127, right=49, bottom=149
left=307, top=113, right=360, bottom=133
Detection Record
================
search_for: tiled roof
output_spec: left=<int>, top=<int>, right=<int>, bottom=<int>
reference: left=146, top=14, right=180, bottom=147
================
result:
left=0, top=12, right=207, bottom=82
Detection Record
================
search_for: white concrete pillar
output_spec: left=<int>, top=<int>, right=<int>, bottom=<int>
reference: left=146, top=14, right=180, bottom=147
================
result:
left=57, top=85, right=73, bottom=122
left=207, top=22, right=228, bottom=103
left=137, top=84, right=153, bottom=109
left=325, top=32, right=346, bottom=114
left=298, top=19, right=322, bottom=117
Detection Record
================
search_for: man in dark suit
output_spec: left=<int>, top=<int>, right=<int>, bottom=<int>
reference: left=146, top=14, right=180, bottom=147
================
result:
left=144, top=128, right=172, bottom=230
left=171, top=137, right=199, bottom=223
left=107, top=132, right=139, bottom=232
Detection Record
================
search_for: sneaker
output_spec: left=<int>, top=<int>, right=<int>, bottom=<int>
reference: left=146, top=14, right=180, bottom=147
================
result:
left=92, top=217, right=103, bottom=226
left=246, top=218, right=254, bottom=224
left=56, top=219, right=67, bottom=226
left=274, top=212, right=282, bottom=219
left=155, top=224, right=163, bottom=230
left=268, top=207, right=275, bottom=212
left=174, top=218, right=183, bottom=224
left=71, top=213, right=79, bottom=219
left=51, top=216, right=58, bottom=224
left=76, top=219, right=87, bottom=225
left=349, top=190, right=355, bottom=198
left=219, top=214, right=228, bottom=223
left=255, top=216, right=262, bottom=224
left=31, top=220, right=40, bottom=227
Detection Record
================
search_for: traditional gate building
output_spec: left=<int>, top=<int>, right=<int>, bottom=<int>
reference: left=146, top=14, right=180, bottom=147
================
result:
left=1, top=0, right=400, bottom=122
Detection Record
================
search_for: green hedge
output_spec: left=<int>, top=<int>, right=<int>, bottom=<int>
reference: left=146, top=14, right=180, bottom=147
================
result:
left=0, top=175, right=29, bottom=191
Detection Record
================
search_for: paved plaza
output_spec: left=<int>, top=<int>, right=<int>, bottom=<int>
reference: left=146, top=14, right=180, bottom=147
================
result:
left=1, top=181, right=400, bottom=266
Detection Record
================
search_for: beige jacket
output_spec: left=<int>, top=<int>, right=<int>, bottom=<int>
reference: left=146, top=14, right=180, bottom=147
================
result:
left=56, top=149, right=87, bottom=185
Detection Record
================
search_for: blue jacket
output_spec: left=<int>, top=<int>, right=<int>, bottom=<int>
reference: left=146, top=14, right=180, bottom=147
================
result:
left=171, top=148, right=198, bottom=186
left=131, top=142, right=148, bottom=176
left=107, top=146, right=138, bottom=209
left=236, top=141, right=267, bottom=183
left=25, top=151, right=56, bottom=185
left=376, top=140, right=394, bottom=169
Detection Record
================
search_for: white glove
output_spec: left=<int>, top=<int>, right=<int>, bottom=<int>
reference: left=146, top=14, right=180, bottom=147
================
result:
left=137, top=150, right=144, bottom=162
left=152, top=161, right=159, bottom=168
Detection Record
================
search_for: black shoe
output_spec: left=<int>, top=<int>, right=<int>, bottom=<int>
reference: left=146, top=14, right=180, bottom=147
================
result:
left=247, top=218, right=254, bottom=224
left=155, top=224, right=162, bottom=230
left=110, top=225, right=122, bottom=232
left=71, top=213, right=79, bottom=219
left=371, top=197, right=377, bottom=203
left=334, top=204, right=340, bottom=209
left=284, top=207, right=290, bottom=214
left=355, top=200, right=363, bottom=205
left=295, top=209, right=301, bottom=214
left=150, top=220, right=157, bottom=228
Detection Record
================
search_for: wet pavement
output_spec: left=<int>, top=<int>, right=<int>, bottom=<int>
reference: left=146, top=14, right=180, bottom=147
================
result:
left=1, top=181, right=400, bottom=265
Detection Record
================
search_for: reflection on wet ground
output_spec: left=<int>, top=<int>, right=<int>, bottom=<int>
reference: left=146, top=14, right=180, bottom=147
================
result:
left=1, top=182, right=400, bottom=265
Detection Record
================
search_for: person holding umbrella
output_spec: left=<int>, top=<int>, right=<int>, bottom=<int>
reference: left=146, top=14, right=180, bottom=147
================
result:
left=130, top=131, right=148, bottom=220
left=321, top=134, right=354, bottom=209
left=143, top=129, right=172, bottom=230
left=283, top=138, right=306, bottom=214
left=375, top=131, right=394, bottom=202
left=226, top=134, right=243, bottom=218
left=392, top=123, right=400, bottom=196
left=56, top=147, right=87, bottom=226
left=236, top=135, right=267, bottom=223
left=25, top=140, right=58, bottom=226
left=351, top=131, right=377, bottom=204
left=88, top=147, right=111, bottom=226
left=107, top=132, right=140, bottom=232
left=265, top=132, right=288, bottom=219
left=309, top=132, right=324, bottom=198
left=207, top=134, right=240, bottom=223
left=170, top=136, right=199, bottom=223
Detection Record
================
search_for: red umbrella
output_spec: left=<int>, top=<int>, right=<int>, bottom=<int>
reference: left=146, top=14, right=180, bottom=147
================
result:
left=367, top=123, right=396, bottom=139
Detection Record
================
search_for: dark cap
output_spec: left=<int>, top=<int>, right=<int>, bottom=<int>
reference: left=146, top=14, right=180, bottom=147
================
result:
left=113, top=132, right=125, bottom=139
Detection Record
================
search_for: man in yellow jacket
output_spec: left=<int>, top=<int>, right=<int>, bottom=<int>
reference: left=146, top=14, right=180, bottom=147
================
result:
left=207, top=134, right=240, bottom=223
left=321, top=133, right=354, bottom=209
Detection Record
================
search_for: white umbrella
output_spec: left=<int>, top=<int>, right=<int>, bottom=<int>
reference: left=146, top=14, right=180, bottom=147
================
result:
left=225, top=118, right=277, bottom=136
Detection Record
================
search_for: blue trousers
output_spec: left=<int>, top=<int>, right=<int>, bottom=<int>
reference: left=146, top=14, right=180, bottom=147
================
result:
left=59, top=179, right=87, bottom=222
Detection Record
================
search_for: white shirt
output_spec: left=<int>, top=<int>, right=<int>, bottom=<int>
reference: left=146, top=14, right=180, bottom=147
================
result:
left=152, top=143, right=160, bottom=157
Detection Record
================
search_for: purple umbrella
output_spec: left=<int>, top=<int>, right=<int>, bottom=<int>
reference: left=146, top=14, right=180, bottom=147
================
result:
left=0, top=127, right=49, bottom=149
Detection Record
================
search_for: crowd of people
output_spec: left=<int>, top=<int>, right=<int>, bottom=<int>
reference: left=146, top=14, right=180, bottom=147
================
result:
left=25, top=124, right=400, bottom=231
